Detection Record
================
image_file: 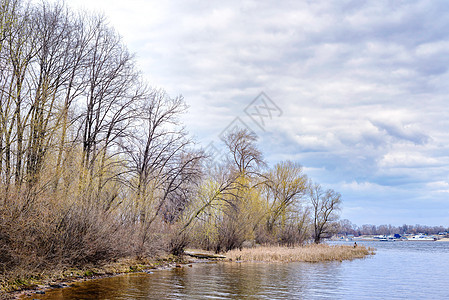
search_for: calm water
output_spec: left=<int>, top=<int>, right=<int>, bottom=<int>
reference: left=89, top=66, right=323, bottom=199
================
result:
left=31, top=241, right=449, bottom=299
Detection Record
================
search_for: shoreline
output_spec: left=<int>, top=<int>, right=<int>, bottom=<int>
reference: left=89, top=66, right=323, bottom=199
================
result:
left=2, top=245, right=373, bottom=299
left=341, top=238, right=448, bottom=242
left=2, top=255, right=199, bottom=300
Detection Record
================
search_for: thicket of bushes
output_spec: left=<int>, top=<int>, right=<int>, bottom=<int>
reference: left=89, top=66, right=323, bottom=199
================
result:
left=0, top=0, right=342, bottom=285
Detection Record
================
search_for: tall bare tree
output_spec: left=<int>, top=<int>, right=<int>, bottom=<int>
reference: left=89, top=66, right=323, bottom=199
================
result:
left=0, top=1, right=36, bottom=195
left=25, top=2, right=76, bottom=188
left=123, top=89, right=203, bottom=247
left=224, top=128, right=264, bottom=176
left=309, top=182, right=341, bottom=243
left=78, top=16, right=140, bottom=203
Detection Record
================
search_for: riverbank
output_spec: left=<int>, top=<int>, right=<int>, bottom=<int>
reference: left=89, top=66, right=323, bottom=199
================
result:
left=1, top=244, right=372, bottom=299
left=225, top=244, right=374, bottom=262
left=14, top=241, right=445, bottom=299
left=1, top=255, right=192, bottom=299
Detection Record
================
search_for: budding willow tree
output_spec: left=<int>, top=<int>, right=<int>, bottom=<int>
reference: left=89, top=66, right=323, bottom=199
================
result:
left=265, top=161, right=307, bottom=239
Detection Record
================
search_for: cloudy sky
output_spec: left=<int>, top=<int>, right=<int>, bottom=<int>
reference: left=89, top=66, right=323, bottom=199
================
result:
left=66, top=0, right=449, bottom=226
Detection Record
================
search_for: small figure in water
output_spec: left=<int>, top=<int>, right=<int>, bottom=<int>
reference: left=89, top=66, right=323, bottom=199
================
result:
left=353, top=242, right=357, bottom=248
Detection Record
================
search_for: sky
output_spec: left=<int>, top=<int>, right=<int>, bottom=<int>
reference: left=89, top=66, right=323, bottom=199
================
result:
left=64, top=0, right=449, bottom=226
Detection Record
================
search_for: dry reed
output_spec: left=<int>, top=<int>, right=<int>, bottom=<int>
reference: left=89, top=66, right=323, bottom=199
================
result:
left=225, top=244, right=374, bottom=262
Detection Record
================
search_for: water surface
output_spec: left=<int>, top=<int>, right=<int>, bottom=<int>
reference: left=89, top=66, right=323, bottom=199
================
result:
left=32, top=241, right=449, bottom=299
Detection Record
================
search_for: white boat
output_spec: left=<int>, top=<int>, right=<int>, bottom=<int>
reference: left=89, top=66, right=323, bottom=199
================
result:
left=409, top=235, right=435, bottom=241
left=374, top=235, right=389, bottom=241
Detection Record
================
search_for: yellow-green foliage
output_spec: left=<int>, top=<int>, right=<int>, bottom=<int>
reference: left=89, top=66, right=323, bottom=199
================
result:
left=189, top=159, right=316, bottom=250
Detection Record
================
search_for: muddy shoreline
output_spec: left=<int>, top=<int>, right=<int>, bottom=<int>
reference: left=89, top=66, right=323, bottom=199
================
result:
left=2, top=251, right=227, bottom=300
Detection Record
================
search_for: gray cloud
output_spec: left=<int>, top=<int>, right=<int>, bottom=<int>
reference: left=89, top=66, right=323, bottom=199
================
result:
left=370, top=119, right=429, bottom=145
left=65, top=0, right=449, bottom=225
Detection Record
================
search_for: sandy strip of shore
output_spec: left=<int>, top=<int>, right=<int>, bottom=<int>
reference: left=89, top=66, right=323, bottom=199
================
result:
left=436, top=238, right=449, bottom=242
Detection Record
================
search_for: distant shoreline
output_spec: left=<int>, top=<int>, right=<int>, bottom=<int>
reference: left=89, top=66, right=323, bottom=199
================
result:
left=435, top=238, right=449, bottom=242
left=333, top=234, right=449, bottom=242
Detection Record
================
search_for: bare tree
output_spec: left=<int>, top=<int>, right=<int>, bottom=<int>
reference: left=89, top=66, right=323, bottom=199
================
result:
left=25, top=2, right=77, bottom=188
left=78, top=15, right=140, bottom=203
left=338, top=219, right=356, bottom=236
left=122, top=89, right=203, bottom=249
left=224, top=128, right=264, bottom=177
left=0, top=0, right=39, bottom=200
left=309, top=182, right=341, bottom=243
left=52, top=11, right=97, bottom=192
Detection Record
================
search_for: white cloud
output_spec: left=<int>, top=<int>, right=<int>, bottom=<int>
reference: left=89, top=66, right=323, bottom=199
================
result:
left=341, top=181, right=390, bottom=193
left=427, top=181, right=449, bottom=188
left=426, top=181, right=449, bottom=194
left=379, top=152, right=438, bottom=168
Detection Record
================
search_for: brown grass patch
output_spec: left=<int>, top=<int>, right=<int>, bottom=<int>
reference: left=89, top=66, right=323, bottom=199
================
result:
left=225, top=244, right=374, bottom=263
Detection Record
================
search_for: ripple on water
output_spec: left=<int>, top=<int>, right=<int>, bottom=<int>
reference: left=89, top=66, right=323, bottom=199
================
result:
left=32, top=242, right=449, bottom=299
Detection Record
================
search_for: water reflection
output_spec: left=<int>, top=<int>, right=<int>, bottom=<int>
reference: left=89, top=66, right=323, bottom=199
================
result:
left=32, top=262, right=343, bottom=300
left=31, top=242, right=449, bottom=299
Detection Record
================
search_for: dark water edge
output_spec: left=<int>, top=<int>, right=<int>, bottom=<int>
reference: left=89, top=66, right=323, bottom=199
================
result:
left=26, top=241, right=449, bottom=299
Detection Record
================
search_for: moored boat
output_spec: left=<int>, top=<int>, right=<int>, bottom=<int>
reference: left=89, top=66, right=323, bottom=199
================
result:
left=408, top=235, right=436, bottom=241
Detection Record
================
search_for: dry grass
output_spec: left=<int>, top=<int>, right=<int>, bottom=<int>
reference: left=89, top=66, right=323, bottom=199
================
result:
left=225, top=244, right=374, bottom=263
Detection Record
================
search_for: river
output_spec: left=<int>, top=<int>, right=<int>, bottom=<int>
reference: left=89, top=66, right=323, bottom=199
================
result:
left=30, top=241, right=449, bottom=299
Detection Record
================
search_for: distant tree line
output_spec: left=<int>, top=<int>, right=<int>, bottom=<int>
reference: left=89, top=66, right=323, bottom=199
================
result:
left=0, top=0, right=342, bottom=282
left=338, top=219, right=448, bottom=236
